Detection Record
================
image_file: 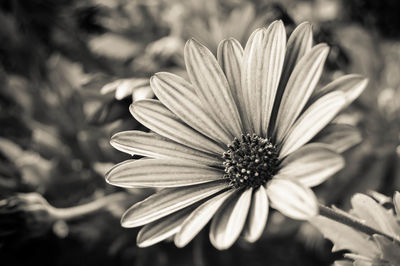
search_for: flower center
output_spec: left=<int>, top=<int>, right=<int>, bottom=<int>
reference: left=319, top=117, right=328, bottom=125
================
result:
left=222, top=134, right=279, bottom=189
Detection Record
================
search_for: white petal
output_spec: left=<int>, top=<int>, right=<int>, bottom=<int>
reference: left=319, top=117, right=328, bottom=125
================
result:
left=311, top=74, right=368, bottom=107
left=130, top=99, right=225, bottom=155
left=137, top=207, right=193, bottom=248
left=209, top=188, right=252, bottom=250
left=267, top=178, right=318, bottom=220
left=110, top=130, right=220, bottom=166
left=394, top=191, right=400, bottom=216
left=217, top=38, right=252, bottom=133
left=151, top=72, right=232, bottom=144
left=243, top=186, right=269, bottom=242
left=279, top=91, right=346, bottom=158
left=106, top=159, right=223, bottom=188
left=274, top=44, right=329, bottom=143
left=174, top=189, right=236, bottom=248
left=121, top=181, right=229, bottom=227
left=241, top=21, right=286, bottom=135
left=269, top=22, right=313, bottom=135
left=279, top=143, right=344, bottom=187
left=277, top=22, right=313, bottom=94
left=185, top=38, right=243, bottom=138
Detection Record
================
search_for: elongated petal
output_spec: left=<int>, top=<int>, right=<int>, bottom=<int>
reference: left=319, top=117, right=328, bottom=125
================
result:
left=174, top=189, right=236, bottom=248
left=137, top=207, right=193, bottom=247
left=210, top=188, right=252, bottom=250
left=267, top=178, right=318, bottom=220
left=279, top=143, right=344, bottom=187
left=394, top=191, right=400, bottom=216
left=151, top=72, right=232, bottom=144
left=217, top=38, right=252, bottom=132
left=311, top=74, right=368, bottom=107
left=243, top=186, right=269, bottom=242
left=278, top=22, right=313, bottom=93
left=110, top=131, right=220, bottom=166
left=270, top=22, right=313, bottom=135
left=130, top=99, right=225, bottom=155
left=313, top=124, right=362, bottom=153
left=274, top=44, right=329, bottom=143
left=106, top=159, right=223, bottom=188
left=185, top=38, right=242, bottom=137
left=121, top=181, right=229, bottom=227
left=279, top=91, right=346, bottom=158
left=242, top=21, right=286, bottom=136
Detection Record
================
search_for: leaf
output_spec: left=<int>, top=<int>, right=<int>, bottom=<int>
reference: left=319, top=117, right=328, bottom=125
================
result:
left=373, top=234, right=400, bottom=265
left=310, top=216, right=379, bottom=256
left=351, top=194, right=400, bottom=236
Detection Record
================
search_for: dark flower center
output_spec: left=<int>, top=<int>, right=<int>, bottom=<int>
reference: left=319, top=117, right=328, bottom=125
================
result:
left=222, top=133, right=279, bottom=189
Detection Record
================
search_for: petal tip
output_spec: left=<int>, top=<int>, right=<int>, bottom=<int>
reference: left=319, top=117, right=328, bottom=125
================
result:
left=120, top=211, right=137, bottom=228
left=173, top=234, right=188, bottom=248
left=297, top=21, right=312, bottom=29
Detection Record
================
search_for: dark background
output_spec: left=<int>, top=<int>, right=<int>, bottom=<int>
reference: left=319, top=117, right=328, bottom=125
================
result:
left=1, top=0, right=400, bottom=265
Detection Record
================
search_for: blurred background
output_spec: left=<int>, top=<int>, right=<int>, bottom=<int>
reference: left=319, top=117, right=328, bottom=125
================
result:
left=0, top=0, right=399, bottom=265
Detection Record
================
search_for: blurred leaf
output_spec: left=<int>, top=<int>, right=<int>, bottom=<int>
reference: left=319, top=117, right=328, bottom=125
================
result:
left=0, top=138, right=54, bottom=192
left=373, top=235, right=400, bottom=265
left=351, top=194, right=400, bottom=236
left=310, top=215, right=379, bottom=256
left=47, top=55, right=92, bottom=91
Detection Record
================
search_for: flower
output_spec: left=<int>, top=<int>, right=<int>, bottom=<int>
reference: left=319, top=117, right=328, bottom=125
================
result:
left=106, top=20, right=368, bottom=250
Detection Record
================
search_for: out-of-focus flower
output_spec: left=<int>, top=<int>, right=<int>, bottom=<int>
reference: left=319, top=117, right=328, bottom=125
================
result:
left=106, top=21, right=367, bottom=250
left=378, top=88, right=400, bottom=121
left=146, top=36, right=185, bottom=65
left=100, top=78, right=153, bottom=101
left=184, top=3, right=272, bottom=53
left=88, top=33, right=142, bottom=60
left=311, top=192, right=400, bottom=266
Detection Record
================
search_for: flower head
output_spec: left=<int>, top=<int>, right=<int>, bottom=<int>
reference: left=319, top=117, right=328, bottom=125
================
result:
left=106, top=21, right=368, bottom=250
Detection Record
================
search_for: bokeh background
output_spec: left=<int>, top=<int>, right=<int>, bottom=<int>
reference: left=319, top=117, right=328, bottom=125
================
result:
left=1, top=0, right=400, bottom=265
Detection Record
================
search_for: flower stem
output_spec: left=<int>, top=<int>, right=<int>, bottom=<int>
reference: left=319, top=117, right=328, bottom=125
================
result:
left=318, top=204, right=400, bottom=244
left=47, top=192, right=127, bottom=221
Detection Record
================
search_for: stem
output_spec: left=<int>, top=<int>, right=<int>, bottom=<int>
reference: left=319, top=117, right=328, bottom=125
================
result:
left=319, top=204, right=400, bottom=244
left=47, top=192, right=127, bottom=221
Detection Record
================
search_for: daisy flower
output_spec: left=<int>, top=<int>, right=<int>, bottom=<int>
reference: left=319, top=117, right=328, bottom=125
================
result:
left=106, top=21, right=368, bottom=250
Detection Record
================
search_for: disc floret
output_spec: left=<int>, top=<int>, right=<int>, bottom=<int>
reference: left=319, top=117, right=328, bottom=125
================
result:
left=222, top=134, right=280, bottom=189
